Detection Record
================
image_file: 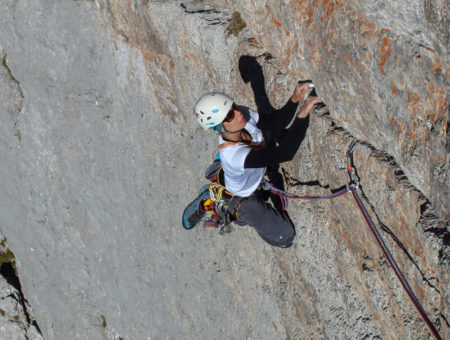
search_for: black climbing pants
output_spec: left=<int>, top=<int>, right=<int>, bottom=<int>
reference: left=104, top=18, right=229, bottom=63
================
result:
left=228, top=190, right=295, bottom=248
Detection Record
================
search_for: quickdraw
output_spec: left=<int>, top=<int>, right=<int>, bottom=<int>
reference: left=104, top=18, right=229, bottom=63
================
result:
left=345, top=139, right=359, bottom=190
left=205, top=176, right=234, bottom=234
left=209, top=182, right=232, bottom=202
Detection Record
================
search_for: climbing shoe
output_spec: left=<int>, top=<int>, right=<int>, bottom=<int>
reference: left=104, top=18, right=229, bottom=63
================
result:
left=182, top=185, right=210, bottom=230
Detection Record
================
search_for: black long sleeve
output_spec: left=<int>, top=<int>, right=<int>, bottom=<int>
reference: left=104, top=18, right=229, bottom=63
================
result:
left=257, top=99, right=299, bottom=134
left=244, top=116, right=309, bottom=168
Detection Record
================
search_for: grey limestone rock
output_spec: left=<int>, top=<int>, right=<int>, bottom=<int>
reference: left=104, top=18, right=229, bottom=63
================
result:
left=0, top=232, right=42, bottom=340
left=0, top=0, right=448, bottom=339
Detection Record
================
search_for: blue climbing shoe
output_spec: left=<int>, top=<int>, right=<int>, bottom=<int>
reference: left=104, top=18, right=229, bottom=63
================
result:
left=182, top=185, right=210, bottom=230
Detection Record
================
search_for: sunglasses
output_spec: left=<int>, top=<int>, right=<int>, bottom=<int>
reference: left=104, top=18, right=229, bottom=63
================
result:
left=223, top=105, right=236, bottom=122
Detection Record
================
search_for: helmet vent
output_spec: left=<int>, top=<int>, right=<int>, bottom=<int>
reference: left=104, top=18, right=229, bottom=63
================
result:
left=200, top=111, right=205, bottom=115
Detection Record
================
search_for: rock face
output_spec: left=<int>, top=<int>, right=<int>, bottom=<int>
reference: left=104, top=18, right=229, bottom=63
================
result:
left=0, top=232, right=42, bottom=340
left=0, top=0, right=448, bottom=339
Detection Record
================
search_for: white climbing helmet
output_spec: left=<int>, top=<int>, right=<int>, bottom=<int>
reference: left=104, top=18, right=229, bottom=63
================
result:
left=194, top=92, right=234, bottom=130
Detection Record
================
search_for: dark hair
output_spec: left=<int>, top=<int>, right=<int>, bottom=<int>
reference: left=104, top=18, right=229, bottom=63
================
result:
left=220, top=129, right=266, bottom=150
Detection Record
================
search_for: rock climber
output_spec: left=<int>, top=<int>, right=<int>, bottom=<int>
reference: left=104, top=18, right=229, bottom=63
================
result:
left=193, top=83, right=322, bottom=247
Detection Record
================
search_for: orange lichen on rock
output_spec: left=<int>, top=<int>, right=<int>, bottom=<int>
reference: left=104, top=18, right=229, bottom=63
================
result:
left=359, top=15, right=376, bottom=33
left=427, top=83, right=447, bottom=123
left=273, top=19, right=282, bottom=28
left=310, top=49, right=322, bottom=68
left=418, top=286, right=424, bottom=298
left=320, top=1, right=335, bottom=34
left=407, top=129, right=415, bottom=142
left=392, top=85, right=397, bottom=94
left=184, top=53, right=199, bottom=62
left=350, top=11, right=377, bottom=44
left=292, top=0, right=330, bottom=31
left=306, top=10, right=314, bottom=26
left=293, top=39, right=299, bottom=53
left=432, top=62, right=442, bottom=72
left=325, top=2, right=334, bottom=18
left=410, top=92, right=421, bottom=105
left=400, top=215, right=408, bottom=232
left=377, top=36, right=393, bottom=75
left=306, top=4, right=314, bottom=26
left=397, top=122, right=406, bottom=135
left=345, top=55, right=356, bottom=66
left=408, top=92, right=423, bottom=118
left=285, top=45, right=292, bottom=61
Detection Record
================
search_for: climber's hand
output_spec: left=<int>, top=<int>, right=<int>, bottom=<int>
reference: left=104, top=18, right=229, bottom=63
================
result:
left=291, top=82, right=313, bottom=103
left=297, top=96, right=322, bottom=119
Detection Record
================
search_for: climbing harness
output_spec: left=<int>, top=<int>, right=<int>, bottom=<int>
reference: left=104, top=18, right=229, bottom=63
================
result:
left=262, top=139, right=441, bottom=340
left=207, top=169, right=234, bottom=234
left=182, top=159, right=235, bottom=233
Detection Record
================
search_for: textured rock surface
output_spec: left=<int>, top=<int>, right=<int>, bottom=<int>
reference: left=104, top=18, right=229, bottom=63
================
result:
left=0, top=233, right=42, bottom=340
left=0, top=0, right=448, bottom=339
left=0, top=274, right=43, bottom=340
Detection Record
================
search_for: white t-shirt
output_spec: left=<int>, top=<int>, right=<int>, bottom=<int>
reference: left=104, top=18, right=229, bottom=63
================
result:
left=219, top=109, right=266, bottom=197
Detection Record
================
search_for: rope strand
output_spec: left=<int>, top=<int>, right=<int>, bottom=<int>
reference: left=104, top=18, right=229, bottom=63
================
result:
left=350, top=188, right=441, bottom=340
left=262, top=179, right=441, bottom=339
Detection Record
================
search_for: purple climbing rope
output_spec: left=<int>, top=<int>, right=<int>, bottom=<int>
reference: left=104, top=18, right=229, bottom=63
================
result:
left=261, top=179, right=349, bottom=210
left=262, top=179, right=441, bottom=339
left=350, top=187, right=441, bottom=340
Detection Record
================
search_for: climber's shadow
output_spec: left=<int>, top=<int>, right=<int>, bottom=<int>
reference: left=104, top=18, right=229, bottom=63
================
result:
left=238, top=55, right=307, bottom=217
left=238, top=55, right=274, bottom=115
